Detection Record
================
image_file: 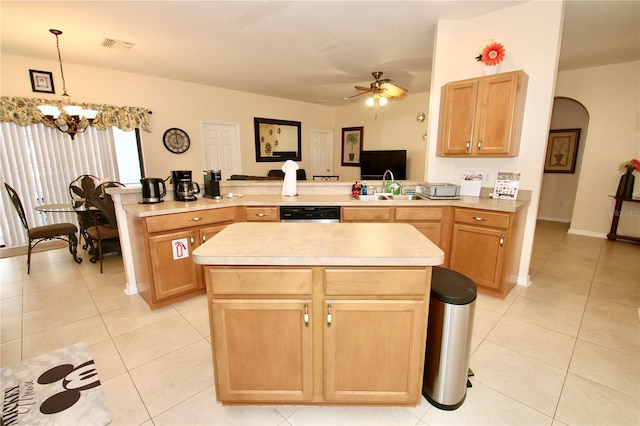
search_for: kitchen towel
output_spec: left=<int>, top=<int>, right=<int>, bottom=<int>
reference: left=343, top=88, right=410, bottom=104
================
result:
left=281, top=160, right=299, bottom=196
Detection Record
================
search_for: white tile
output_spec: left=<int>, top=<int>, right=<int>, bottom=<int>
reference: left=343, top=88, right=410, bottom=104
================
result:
left=100, top=372, right=151, bottom=426
left=422, top=380, right=552, bottom=425
left=470, top=340, right=566, bottom=416
left=129, top=339, right=214, bottom=417
left=153, top=386, right=286, bottom=426
left=555, top=373, right=639, bottom=425
left=287, top=405, right=422, bottom=425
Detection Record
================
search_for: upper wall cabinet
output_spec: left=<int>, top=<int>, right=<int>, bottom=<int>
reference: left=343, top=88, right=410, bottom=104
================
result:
left=437, top=70, right=528, bottom=157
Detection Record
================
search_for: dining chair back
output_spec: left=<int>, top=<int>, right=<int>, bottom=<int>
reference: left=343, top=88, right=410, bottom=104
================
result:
left=4, top=182, right=82, bottom=273
left=69, top=174, right=101, bottom=249
left=84, top=181, right=124, bottom=272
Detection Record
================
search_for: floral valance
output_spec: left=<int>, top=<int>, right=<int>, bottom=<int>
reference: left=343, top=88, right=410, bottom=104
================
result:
left=0, top=96, right=151, bottom=132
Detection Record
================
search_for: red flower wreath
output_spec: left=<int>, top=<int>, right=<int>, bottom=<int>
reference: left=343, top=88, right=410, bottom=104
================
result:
left=480, top=42, right=506, bottom=66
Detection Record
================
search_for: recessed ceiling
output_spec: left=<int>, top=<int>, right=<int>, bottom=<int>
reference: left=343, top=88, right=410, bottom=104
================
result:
left=1, top=1, right=638, bottom=106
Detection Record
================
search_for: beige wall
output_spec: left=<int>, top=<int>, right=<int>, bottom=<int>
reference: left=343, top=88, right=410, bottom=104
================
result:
left=538, top=98, right=589, bottom=223
left=554, top=61, right=640, bottom=238
left=426, top=1, right=565, bottom=284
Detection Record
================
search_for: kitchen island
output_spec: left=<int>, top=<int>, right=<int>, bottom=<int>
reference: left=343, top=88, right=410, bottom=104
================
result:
left=193, top=222, right=444, bottom=405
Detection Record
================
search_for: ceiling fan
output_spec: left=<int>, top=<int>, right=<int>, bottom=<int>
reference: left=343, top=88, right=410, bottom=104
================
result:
left=345, top=71, right=408, bottom=101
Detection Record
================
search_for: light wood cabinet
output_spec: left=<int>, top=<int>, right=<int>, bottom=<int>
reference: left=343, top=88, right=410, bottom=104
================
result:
left=437, top=70, right=528, bottom=157
left=449, top=207, right=526, bottom=298
left=341, top=206, right=393, bottom=222
left=205, top=266, right=430, bottom=405
left=394, top=206, right=452, bottom=267
left=244, top=206, right=280, bottom=222
left=136, top=207, right=237, bottom=309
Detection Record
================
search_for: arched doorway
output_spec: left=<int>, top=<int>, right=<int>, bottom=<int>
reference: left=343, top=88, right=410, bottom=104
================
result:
left=538, top=97, right=589, bottom=224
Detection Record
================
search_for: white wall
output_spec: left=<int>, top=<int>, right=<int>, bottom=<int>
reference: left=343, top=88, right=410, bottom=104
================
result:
left=426, top=1, right=565, bottom=285
left=554, top=61, right=640, bottom=239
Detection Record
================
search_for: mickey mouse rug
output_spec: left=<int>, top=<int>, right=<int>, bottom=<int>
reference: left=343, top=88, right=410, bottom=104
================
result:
left=1, top=342, right=111, bottom=425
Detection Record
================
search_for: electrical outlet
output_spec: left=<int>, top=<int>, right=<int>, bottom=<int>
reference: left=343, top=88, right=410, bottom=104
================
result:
left=483, top=173, right=490, bottom=183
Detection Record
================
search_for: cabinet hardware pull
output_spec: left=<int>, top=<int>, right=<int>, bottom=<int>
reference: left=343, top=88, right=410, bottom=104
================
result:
left=500, top=236, right=504, bottom=246
left=190, top=232, right=194, bottom=244
left=477, top=141, right=482, bottom=150
left=256, top=213, right=267, bottom=217
left=189, top=217, right=201, bottom=221
left=466, top=141, right=471, bottom=153
left=472, top=216, right=487, bottom=221
left=304, top=304, right=309, bottom=327
left=326, top=304, right=332, bottom=327
left=202, top=235, right=206, bottom=242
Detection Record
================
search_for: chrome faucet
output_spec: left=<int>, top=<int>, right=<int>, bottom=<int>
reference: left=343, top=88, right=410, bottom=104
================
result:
left=382, top=169, right=394, bottom=194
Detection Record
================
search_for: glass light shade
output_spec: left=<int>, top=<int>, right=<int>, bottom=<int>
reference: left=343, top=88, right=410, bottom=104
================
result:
left=82, top=109, right=99, bottom=120
left=366, top=97, right=375, bottom=107
left=37, top=105, right=61, bottom=118
left=62, top=105, right=83, bottom=116
left=379, top=97, right=388, bottom=106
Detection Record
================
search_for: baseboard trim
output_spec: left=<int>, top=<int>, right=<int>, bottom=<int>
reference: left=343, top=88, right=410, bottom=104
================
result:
left=567, top=228, right=608, bottom=239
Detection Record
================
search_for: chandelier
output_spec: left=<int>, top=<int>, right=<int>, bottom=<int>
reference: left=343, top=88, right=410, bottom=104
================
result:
left=37, top=29, right=98, bottom=140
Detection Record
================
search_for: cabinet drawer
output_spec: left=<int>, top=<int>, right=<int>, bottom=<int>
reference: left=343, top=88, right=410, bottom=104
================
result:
left=145, top=207, right=236, bottom=233
left=208, top=268, right=313, bottom=295
left=324, top=268, right=428, bottom=296
left=454, top=208, right=510, bottom=229
left=341, top=207, right=392, bottom=222
left=395, top=207, right=443, bottom=221
left=245, top=206, right=279, bottom=222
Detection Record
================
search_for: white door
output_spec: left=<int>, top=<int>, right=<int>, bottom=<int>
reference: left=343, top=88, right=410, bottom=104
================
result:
left=202, top=122, right=242, bottom=180
left=311, top=130, right=334, bottom=178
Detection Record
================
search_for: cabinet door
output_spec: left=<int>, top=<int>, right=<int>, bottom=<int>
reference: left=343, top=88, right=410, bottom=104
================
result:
left=450, top=224, right=505, bottom=290
left=440, top=80, right=478, bottom=155
left=475, top=73, right=520, bottom=155
left=341, top=207, right=393, bottom=222
left=410, top=223, right=442, bottom=247
left=324, top=300, right=426, bottom=404
left=148, top=229, right=201, bottom=301
left=211, top=299, right=313, bottom=403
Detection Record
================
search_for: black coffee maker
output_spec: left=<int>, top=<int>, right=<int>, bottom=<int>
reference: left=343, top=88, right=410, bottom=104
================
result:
left=203, top=170, right=222, bottom=199
left=172, top=170, right=200, bottom=202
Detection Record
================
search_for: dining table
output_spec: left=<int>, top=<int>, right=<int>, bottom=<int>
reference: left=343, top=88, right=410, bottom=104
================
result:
left=35, top=203, right=93, bottom=250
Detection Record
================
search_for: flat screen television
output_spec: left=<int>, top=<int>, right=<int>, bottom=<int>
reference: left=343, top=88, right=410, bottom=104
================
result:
left=360, top=150, right=407, bottom=180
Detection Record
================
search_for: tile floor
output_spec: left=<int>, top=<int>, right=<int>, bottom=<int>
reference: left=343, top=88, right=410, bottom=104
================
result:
left=1, top=220, right=639, bottom=425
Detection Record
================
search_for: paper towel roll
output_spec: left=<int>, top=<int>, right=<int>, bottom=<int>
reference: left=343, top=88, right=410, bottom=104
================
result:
left=281, top=160, right=299, bottom=196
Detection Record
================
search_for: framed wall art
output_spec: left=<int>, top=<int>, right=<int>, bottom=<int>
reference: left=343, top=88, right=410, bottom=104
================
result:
left=254, top=117, right=301, bottom=162
left=341, top=126, right=363, bottom=166
left=29, top=69, right=55, bottom=94
left=544, top=128, right=581, bottom=173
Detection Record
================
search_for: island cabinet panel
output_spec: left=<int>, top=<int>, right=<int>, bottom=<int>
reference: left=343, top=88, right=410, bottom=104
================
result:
left=449, top=207, right=526, bottom=298
left=323, top=299, right=426, bottom=404
left=394, top=206, right=452, bottom=267
left=211, top=299, right=314, bottom=403
left=138, top=207, right=236, bottom=309
left=204, top=265, right=431, bottom=406
left=437, top=70, right=528, bottom=157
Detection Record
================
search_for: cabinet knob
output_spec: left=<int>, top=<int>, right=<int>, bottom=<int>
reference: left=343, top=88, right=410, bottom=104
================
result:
left=477, top=141, right=482, bottom=150
left=304, top=304, right=309, bottom=327
left=326, top=304, right=332, bottom=327
left=466, top=141, right=471, bottom=153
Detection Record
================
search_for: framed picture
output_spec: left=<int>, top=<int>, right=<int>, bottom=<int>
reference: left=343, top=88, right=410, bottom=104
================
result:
left=254, top=117, right=301, bottom=162
left=341, top=126, right=363, bottom=166
left=544, top=129, right=581, bottom=173
left=29, top=69, right=55, bottom=94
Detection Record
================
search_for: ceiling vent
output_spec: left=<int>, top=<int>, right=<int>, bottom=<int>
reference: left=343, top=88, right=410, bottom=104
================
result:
left=100, top=38, right=135, bottom=51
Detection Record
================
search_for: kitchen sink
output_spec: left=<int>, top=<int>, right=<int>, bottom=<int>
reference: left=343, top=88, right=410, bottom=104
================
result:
left=355, top=194, right=421, bottom=201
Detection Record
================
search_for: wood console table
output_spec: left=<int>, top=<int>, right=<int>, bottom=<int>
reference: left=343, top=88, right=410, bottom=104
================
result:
left=607, top=196, right=640, bottom=243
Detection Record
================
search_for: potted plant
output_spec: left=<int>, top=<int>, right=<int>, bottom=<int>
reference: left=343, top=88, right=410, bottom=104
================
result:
left=346, top=132, right=358, bottom=161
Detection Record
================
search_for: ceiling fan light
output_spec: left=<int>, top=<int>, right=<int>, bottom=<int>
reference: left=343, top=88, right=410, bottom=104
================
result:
left=379, top=97, right=388, bottom=106
left=366, top=97, right=375, bottom=107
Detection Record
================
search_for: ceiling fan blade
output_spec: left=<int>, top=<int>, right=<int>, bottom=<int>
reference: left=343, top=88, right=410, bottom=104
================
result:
left=354, top=85, right=374, bottom=92
left=343, top=91, right=368, bottom=100
left=380, top=82, right=408, bottom=98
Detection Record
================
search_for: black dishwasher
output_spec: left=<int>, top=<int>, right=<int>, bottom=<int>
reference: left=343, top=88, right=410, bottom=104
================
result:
left=279, top=206, right=340, bottom=223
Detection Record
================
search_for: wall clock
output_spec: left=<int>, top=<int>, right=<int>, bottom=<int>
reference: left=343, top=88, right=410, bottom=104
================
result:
left=163, top=128, right=190, bottom=153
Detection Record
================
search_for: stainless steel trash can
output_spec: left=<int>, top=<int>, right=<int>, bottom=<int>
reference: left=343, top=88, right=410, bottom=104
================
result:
left=422, top=266, right=477, bottom=410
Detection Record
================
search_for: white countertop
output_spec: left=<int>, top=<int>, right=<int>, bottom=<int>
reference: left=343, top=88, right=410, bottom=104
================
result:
left=192, top=222, right=445, bottom=266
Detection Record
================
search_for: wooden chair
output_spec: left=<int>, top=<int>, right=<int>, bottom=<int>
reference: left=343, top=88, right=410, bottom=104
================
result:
left=4, top=183, right=82, bottom=274
left=84, top=181, right=124, bottom=272
left=69, top=174, right=101, bottom=250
